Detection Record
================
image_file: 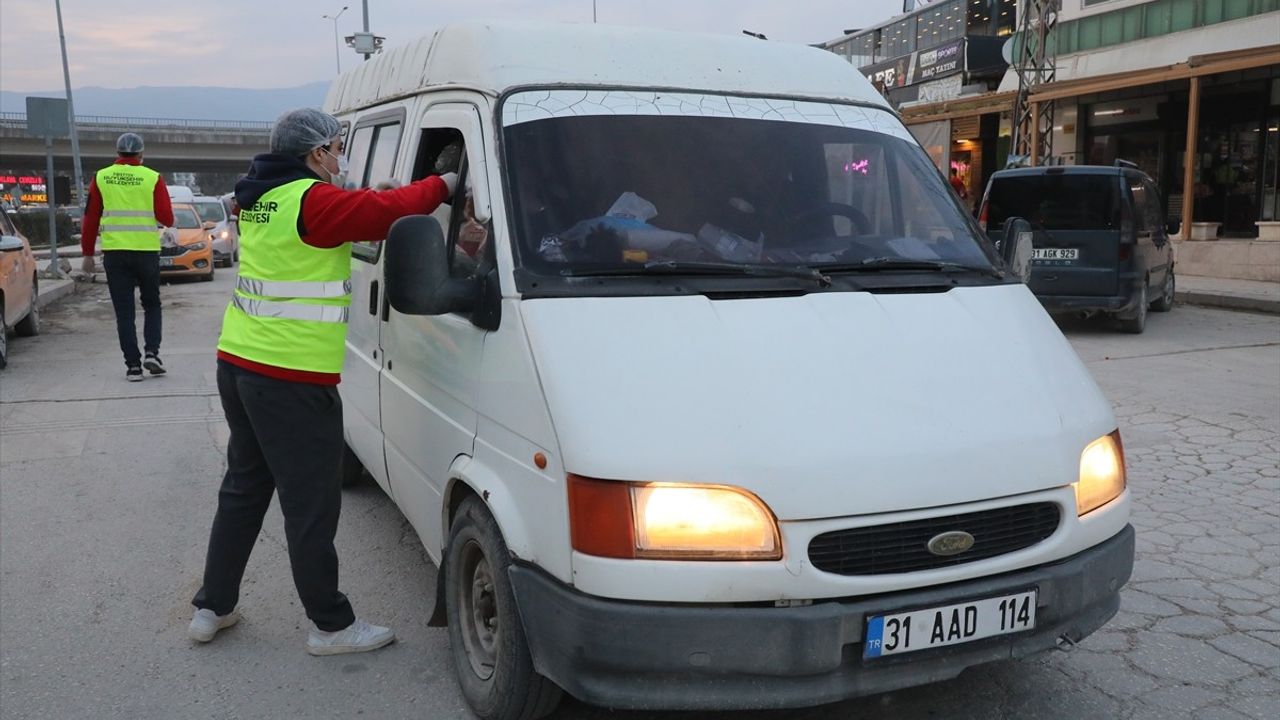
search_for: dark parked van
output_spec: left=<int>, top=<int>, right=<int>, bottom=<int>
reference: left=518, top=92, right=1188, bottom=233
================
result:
left=979, top=162, right=1176, bottom=333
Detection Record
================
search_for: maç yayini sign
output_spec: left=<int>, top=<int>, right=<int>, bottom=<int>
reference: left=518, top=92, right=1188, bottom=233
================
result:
left=864, top=37, right=966, bottom=90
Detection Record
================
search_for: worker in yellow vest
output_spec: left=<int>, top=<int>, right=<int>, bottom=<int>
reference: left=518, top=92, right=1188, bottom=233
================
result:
left=81, top=133, right=174, bottom=381
left=189, top=109, right=455, bottom=654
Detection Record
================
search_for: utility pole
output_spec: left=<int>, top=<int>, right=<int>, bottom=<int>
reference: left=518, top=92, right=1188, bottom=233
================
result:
left=54, top=0, right=85, bottom=209
left=593, top=1, right=598, bottom=23
left=1010, top=0, right=1059, bottom=166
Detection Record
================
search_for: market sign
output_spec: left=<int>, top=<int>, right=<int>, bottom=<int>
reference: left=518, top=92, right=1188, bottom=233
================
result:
left=863, top=37, right=967, bottom=91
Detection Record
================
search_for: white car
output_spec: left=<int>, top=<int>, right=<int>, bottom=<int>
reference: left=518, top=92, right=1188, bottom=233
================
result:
left=331, top=22, right=1134, bottom=720
left=193, top=194, right=238, bottom=267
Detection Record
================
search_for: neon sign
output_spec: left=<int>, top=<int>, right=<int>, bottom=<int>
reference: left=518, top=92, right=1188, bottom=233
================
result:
left=844, top=159, right=871, bottom=175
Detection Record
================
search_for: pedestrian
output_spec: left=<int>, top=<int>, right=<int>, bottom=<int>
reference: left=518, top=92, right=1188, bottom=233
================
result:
left=949, top=167, right=969, bottom=200
left=80, top=132, right=174, bottom=381
left=189, top=108, right=456, bottom=655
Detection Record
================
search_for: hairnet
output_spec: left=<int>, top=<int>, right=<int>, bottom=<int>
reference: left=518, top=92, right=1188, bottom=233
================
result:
left=116, top=132, right=145, bottom=154
left=270, top=108, right=342, bottom=157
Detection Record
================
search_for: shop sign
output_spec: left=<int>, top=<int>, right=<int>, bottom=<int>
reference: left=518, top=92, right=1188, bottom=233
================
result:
left=918, top=75, right=964, bottom=103
left=864, top=38, right=966, bottom=91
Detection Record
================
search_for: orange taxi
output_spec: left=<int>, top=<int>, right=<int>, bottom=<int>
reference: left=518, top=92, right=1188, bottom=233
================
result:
left=0, top=209, right=41, bottom=369
left=161, top=203, right=215, bottom=282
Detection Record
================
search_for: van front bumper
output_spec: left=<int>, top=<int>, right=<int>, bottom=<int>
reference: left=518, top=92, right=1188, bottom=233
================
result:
left=511, top=525, right=1134, bottom=711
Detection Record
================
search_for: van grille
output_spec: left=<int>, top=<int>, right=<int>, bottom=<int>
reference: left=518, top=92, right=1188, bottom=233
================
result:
left=807, top=502, right=1060, bottom=576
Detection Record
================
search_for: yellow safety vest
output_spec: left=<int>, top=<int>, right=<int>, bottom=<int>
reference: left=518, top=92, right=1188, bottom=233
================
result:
left=96, top=164, right=160, bottom=251
left=217, top=179, right=353, bottom=375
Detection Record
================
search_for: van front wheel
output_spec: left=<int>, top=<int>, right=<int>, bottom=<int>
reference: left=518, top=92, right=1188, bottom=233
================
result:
left=446, top=496, right=563, bottom=720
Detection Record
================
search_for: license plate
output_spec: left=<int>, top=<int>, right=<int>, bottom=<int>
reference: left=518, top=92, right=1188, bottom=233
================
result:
left=1032, top=248, right=1079, bottom=261
left=864, top=590, right=1037, bottom=659
left=159, top=258, right=175, bottom=268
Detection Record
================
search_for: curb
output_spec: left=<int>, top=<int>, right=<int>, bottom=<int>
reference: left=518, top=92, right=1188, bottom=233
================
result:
left=35, top=278, right=77, bottom=310
left=1175, top=290, right=1280, bottom=315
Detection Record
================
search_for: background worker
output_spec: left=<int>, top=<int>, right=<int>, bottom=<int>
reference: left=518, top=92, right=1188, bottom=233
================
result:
left=81, top=132, right=174, bottom=381
left=189, top=109, right=456, bottom=655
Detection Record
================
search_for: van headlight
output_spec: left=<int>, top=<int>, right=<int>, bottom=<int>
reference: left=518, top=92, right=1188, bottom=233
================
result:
left=569, top=475, right=781, bottom=560
left=1074, top=431, right=1126, bottom=516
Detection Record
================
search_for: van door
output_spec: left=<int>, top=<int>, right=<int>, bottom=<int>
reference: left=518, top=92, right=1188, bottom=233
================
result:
left=341, top=111, right=405, bottom=492
left=380, top=102, right=492, bottom=553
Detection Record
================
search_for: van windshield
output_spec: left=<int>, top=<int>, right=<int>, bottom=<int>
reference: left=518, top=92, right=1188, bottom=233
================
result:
left=986, top=175, right=1119, bottom=231
left=194, top=201, right=226, bottom=224
left=501, top=90, right=993, bottom=289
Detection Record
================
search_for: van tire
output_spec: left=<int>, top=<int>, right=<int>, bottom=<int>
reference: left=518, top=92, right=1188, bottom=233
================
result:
left=1150, top=269, right=1175, bottom=312
left=340, top=442, right=366, bottom=487
left=446, top=496, right=563, bottom=720
left=1117, top=282, right=1147, bottom=334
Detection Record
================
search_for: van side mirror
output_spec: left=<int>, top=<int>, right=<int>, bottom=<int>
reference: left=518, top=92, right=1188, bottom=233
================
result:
left=1166, top=219, right=1181, bottom=236
left=384, top=215, right=476, bottom=316
left=1001, top=217, right=1035, bottom=283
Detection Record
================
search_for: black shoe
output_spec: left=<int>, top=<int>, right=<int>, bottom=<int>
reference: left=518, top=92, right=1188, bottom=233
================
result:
left=144, top=352, right=166, bottom=375
left=126, top=365, right=144, bottom=382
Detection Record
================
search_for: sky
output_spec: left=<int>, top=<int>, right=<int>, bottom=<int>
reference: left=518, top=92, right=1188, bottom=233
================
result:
left=1, top=0, right=906, bottom=92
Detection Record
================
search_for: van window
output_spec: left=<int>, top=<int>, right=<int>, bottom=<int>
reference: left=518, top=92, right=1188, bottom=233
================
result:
left=986, top=175, right=1119, bottom=231
left=411, top=127, right=489, bottom=282
left=1128, top=176, right=1150, bottom=233
left=347, top=121, right=403, bottom=262
left=502, top=91, right=992, bottom=289
left=1140, top=178, right=1163, bottom=232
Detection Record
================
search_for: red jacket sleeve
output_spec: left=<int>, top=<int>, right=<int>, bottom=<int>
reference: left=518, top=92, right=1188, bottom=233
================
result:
left=81, top=179, right=103, bottom=256
left=152, top=176, right=174, bottom=227
left=299, top=176, right=451, bottom=249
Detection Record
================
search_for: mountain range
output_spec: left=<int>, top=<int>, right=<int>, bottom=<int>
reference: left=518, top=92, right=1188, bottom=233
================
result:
left=0, top=82, right=329, bottom=122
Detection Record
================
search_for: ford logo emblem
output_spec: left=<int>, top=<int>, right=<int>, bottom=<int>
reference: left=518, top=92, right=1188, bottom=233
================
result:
left=927, top=531, right=975, bottom=556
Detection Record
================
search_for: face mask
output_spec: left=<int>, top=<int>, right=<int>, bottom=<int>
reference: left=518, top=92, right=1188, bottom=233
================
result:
left=321, top=148, right=349, bottom=187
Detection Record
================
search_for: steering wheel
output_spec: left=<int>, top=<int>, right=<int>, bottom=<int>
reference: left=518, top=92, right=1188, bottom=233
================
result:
left=790, top=202, right=872, bottom=236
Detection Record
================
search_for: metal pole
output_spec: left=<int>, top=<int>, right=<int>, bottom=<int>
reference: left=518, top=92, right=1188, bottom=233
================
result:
left=362, top=0, right=371, bottom=60
left=593, top=0, right=598, bottom=23
left=45, top=136, right=61, bottom=277
left=333, top=18, right=341, bottom=74
left=54, top=0, right=85, bottom=209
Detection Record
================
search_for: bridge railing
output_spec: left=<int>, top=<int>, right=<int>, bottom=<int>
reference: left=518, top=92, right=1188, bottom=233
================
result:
left=0, top=111, right=271, bottom=132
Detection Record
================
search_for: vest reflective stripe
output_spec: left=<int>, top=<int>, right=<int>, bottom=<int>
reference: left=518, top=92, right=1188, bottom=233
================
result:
left=102, top=210, right=155, bottom=218
left=236, top=276, right=352, bottom=299
left=100, top=224, right=160, bottom=232
left=216, top=178, right=354, bottom=375
left=96, top=164, right=160, bottom=252
left=231, top=295, right=350, bottom=323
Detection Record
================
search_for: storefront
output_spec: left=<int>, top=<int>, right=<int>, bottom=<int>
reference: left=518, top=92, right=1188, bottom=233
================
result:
left=899, top=91, right=1015, bottom=213
left=1029, top=45, right=1280, bottom=238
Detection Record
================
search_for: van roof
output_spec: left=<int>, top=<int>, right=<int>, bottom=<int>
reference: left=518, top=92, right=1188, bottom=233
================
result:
left=991, top=165, right=1136, bottom=179
left=323, top=21, right=889, bottom=115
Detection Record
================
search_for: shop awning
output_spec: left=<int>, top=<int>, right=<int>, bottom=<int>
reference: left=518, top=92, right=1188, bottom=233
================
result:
left=1028, top=44, right=1280, bottom=103
left=898, top=91, right=1017, bottom=124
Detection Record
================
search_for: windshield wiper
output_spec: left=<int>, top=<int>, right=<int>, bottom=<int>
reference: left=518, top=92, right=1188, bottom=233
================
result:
left=562, top=260, right=832, bottom=286
left=815, top=257, right=1003, bottom=279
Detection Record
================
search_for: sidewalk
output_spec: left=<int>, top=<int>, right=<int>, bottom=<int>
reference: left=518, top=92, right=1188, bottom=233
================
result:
left=1176, top=275, right=1280, bottom=315
left=35, top=276, right=76, bottom=309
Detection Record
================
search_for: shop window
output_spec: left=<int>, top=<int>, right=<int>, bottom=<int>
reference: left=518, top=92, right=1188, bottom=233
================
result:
left=883, top=17, right=917, bottom=58
left=966, top=0, right=992, bottom=35
left=1078, top=16, right=1102, bottom=51
left=1170, top=0, right=1198, bottom=32
left=1059, top=22, right=1076, bottom=54
left=1121, top=6, right=1145, bottom=42
left=916, top=0, right=963, bottom=49
left=1224, top=0, right=1254, bottom=19
left=1144, top=2, right=1171, bottom=36
left=1101, top=14, right=1124, bottom=45
left=995, top=0, right=1016, bottom=36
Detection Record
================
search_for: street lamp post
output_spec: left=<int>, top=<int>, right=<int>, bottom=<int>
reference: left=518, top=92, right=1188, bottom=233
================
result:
left=593, top=1, right=598, bottom=23
left=54, top=0, right=85, bottom=211
left=322, top=6, right=349, bottom=75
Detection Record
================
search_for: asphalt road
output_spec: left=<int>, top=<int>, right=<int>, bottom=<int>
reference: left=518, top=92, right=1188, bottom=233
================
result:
left=2, top=270, right=1277, bottom=720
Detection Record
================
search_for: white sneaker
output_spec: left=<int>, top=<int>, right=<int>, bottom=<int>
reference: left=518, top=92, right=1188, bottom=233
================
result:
left=188, top=608, right=239, bottom=642
left=306, top=618, right=395, bottom=656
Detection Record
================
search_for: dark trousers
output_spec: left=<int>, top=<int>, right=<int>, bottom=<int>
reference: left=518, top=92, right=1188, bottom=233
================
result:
left=192, top=361, right=355, bottom=632
left=102, top=250, right=162, bottom=366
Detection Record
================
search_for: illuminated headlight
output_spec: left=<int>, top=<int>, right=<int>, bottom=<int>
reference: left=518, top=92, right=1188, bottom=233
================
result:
left=568, top=475, right=782, bottom=560
left=1074, top=431, right=1126, bottom=516
left=185, top=242, right=207, bottom=252
left=220, top=230, right=229, bottom=239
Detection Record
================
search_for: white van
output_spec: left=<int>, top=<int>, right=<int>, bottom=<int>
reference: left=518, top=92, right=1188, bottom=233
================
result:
left=329, top=22, right=1133, bottom=720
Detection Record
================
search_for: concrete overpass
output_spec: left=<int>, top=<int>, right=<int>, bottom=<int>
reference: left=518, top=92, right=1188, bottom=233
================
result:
left=0, top=112, right=270, bottom=176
